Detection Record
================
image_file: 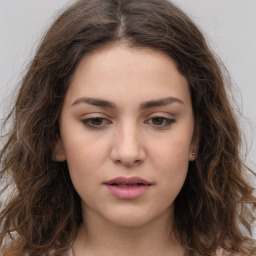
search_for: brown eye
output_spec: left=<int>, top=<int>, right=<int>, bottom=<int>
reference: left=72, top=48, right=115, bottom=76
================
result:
left=81, top=117, right=111, bottom=128
left=151, top=117, right=165, bottom=125
left=91, top=118, right=104, bottom=125
left=145, top=116, right=175, bottom=128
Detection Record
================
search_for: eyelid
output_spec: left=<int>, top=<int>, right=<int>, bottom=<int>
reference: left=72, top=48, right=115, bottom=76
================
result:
left=144, top=115, right=176, bottom=128
left=81, top=112, right=111, bottom=118
left=81, top=116, right=112, bottom=129
left=80, top=113, right=175, bottom=129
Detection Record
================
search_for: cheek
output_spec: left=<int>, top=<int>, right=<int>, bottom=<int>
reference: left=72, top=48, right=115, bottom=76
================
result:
left=64, top=143, right=104, bottom=202
left=157, top=147, right=189, bottom=184
left=61, top=131, right=111, bottom=190
left=149, top=139, right=190, bottom=196
left=150, top=135, right=192, bottom=166
left=61, top=122, right=110, bottom=166
left=65, top=141, right=108, bottom=177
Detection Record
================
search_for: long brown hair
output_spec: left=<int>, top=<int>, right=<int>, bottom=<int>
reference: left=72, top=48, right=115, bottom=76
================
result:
left=0, top=0, right=255, bottom=255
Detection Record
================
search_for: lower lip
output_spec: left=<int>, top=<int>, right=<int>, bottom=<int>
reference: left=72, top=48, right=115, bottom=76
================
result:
left=104, top=184, right=151, bottom=199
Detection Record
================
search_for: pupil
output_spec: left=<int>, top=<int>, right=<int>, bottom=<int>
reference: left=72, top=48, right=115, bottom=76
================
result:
left=153, top=117, right=164, bottom=125
left=92, top=118, right=103, bottom=125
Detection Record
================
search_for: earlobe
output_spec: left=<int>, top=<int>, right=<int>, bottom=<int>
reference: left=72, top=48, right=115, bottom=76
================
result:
left=52, top=138, right=67, bottom=162
left=189, top=136, right=199, bottom=160
left=189, top=132, right=199, bottom=161
left=189, top=149, right=197, bottom=161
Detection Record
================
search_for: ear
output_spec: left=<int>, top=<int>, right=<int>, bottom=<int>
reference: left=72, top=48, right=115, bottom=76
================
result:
left=52, top=138, right=67, bottom=162
left=189, top=129, right=199, bottom=161
left=189, top=147, right=197, bottom=161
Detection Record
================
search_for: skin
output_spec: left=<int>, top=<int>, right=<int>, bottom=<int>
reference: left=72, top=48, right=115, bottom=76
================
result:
left=55, top=44, right=197, bottom=256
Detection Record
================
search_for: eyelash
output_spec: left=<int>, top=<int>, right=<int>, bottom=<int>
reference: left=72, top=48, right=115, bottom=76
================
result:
left=81, top=117, right=111, bottom=129
left=145, top=116, right=175, bottom=128
left=81, top=116, right=175, bottom=129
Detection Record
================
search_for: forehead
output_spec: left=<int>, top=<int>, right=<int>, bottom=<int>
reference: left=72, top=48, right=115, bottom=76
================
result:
left=65, top=44, right=190, bottom=107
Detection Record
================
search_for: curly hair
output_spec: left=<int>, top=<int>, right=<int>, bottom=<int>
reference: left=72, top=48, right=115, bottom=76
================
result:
left=0, top=0, right=255, bottom=255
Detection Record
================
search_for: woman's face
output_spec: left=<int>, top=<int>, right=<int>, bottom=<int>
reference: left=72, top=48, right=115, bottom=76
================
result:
left=56, top=45, right=196, bottom=228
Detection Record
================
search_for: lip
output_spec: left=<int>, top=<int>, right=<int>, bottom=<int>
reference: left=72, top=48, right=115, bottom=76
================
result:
left=105, top=176, right=151, bottom=185
left=103, top=176, right=152, bottom=199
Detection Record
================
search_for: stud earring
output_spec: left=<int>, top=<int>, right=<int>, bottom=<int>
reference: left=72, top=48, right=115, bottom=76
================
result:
left=192, top=152, right=195, bottom=155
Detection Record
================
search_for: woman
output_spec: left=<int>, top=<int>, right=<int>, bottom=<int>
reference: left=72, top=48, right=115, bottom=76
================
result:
left=0, top=0, right=255, bottom=255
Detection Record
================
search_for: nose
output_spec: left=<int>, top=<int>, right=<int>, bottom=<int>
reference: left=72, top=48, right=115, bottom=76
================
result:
left=110, top=123, right=146, bottom=167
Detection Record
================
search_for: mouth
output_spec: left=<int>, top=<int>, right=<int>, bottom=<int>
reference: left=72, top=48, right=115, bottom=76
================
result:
left=110, top=183, right=146, bottom=187
left=104, top=176, right=151, bottom=186
left=103, top=176, right=152, bottom=199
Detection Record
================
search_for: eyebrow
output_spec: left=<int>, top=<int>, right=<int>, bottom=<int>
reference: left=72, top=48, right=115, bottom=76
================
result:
left=72, top=97, right=117, bottom=108
left=139, top=97, right=184, bottom=109
left=71, top=96, right=184, bottom=109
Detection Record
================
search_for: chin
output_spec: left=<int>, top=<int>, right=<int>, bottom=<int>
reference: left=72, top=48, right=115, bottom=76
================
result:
left=103, top=207, right=161, bottom=228
left=109, top=215, right=151, bottom=228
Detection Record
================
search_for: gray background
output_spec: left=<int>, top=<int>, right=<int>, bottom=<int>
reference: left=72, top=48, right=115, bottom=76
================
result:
left=0, top=0, right=255, bottom=234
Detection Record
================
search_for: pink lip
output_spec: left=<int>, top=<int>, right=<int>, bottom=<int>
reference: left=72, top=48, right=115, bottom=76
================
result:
left=104, top=176, right=152, bottom=199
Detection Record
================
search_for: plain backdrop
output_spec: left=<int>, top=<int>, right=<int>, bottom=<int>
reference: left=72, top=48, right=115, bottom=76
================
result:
left=0, top=0, right=255, bottom=234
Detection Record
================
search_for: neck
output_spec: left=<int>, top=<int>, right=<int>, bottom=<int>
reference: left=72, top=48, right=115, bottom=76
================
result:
left=72, top=208, right=185, bottom=256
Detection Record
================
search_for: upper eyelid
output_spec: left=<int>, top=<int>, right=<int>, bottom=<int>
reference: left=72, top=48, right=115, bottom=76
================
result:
left=145, top=116, right=175, bottom=123
left=81, top=117, right=111, bottom=122
left=80, top=113, right=175, bottom=121
left=80, top=113, right=114, bottom=123
left=81, top=116, right=175, bottom=130
left=81, top=117, right=174, bottom=129
left=79, top=109, right=175, bottom=116
left=81, top=112, right=110, bottom=117
left=145, top=112, right=175, bottom=119
left=81, top=117, right=112, bottom=128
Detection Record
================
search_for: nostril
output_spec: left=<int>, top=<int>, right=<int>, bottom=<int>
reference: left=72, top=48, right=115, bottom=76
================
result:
left=110, top=133, right=146, bottom=166
left=114, top=158, right=143, bottom=168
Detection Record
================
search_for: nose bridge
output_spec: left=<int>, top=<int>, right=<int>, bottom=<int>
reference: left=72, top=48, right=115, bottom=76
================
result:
left=111, top=119, right=145, bottom=166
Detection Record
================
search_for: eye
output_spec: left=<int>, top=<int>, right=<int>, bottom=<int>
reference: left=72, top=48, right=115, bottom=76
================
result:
left=81, top=117, right=111, bottom=128
left=145, top=116, right=175, bottom=128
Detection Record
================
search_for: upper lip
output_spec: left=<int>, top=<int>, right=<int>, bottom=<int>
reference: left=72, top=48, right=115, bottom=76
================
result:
left=104, top=176, right=151, bottom=185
